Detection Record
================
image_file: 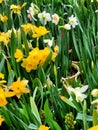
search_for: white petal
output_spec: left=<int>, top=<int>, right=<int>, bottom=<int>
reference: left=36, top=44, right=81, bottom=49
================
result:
left=80, top=85, right=88, bottom=93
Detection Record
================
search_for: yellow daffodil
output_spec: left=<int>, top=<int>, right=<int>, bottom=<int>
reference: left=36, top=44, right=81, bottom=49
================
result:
left=38, top=125, right=50, bottom=130
left=0, top=0, right=2, bottom=4
left=10, top=78, right=29, bottom=98
left=21, top=23, right=34, bottom=34
left=91, top=89, right=98, bottom=97
left=0, top=88, right=15, bottom=107
left=0, top=116, right=4, bottom=126
left=0, top=31, right=11, bottom=45
left=10, top=3, right=27, bottom=14
left=32, top=26, right=49, bottom=38
left=21, top=47, right=51, bottom=72
left=88, top=125, right=98, bottom=130
left=0, top=73, right=4, bottom=79
left=40, top=47, right=50, bottom=66
left=0, top=14, right=8, bottom=22
left=14, top=49, right=23, bottom=62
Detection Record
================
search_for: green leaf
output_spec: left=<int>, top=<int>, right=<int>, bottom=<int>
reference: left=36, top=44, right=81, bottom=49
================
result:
left=61, top=96, right=80, bottom=111
left=83, top=100, right=87, bottom=130
left=93, top=109, right=98, bottom=126
left=44, top=100, right=53, bottom=121
left=0, top=58, right=5, bottom=72
left=76, top=113, right=92, bottom=121
left=30, top=97, right=42, bottom=125
left=44, top=100, right=61, bottom=130
left=28, top=123, right=38, bottom=130
left=33, top=78, right=43, bottom=109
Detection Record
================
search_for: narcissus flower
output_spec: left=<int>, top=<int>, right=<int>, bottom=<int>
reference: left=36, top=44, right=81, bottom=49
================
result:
left=27, top=2, right=39, bottom=21
left=32, top=26, right=49, bottom=38
left=68, top=15, right=78, bottom=28
left=21, top=23, right=35, bottom=34
left=38, top=11, right=51, bottom=25
left=0, top=14, right=8, bottom=22
left=0, top=31, right=11, bottom=45
left=10, top=3, right=27, bottom=14
left=38, top=125, right=50, bottom=130
left=43, top=39, right=53, bottom=47
left=88, top=125, right=98, bottom=130
left=9, top=78, right=29, bottom=98
left=21, top=47, right=52, bottom=72
left=0, top=116, right=4, bottom=126
left=52, top=13, right=59, bottom=25
left=14, top=49, right=23, bottom=62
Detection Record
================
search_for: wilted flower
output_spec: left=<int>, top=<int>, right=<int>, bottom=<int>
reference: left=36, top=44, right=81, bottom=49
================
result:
left=38, top=11, right=51, bottom=25
left=10, top=3, right=27, bottom=14
left=27, top=2, right=39, bottom=21
left=14, top=49, right=23, bottom=62
left=38, top=125, right=50, bottom=130
left=68, top=15, right=78, bottom=28
left=52, top=13, right=59, bottom=25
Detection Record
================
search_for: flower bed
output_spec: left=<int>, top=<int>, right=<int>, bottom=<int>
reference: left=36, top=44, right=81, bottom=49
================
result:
left=0, top=0, right=98, bottom=130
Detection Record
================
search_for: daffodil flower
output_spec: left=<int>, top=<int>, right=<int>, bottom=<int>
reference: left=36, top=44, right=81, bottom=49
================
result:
left=52, top=13, right=59, bottom=25
left=0, top=116, right=4, bottom=126
left=68, top=15, right=78, bottom=28
left=38, top=11, right=51, bottom=25
left=10, top=3, right=27, bottom=14
left=38, top=125, right=50, bottom=130
left=67, top=85, right=88, bottom=102
left=88, top=125, right=98, bottom=130
left=32, top=26, right=49, bottom=38
left=9, top=78, right=29, bottom=99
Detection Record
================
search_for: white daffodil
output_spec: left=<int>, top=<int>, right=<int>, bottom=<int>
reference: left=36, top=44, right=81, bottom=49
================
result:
left=67, top=85, right=88, bottom=102
left=68, top=15, right=78, bottom=28
left=63, top=23, right=71, bottom=30
left=38, top=11, right=51, bottom=25
left=52, top=13, right=59, bottom=25
left=27, top=2, right=39, bottom=21
left=43, top=38, right=53, bottom=47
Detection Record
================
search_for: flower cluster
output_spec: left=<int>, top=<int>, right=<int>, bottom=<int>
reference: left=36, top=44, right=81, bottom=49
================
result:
left=65, top=112, right=76, bottom=128
left=21, top=47, right=51, bottom=72
left=0, top=73, right=29, bottom=107
left=27, top=3, right=59, bottom=25
left=60, top=15, right=78, bottom=30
